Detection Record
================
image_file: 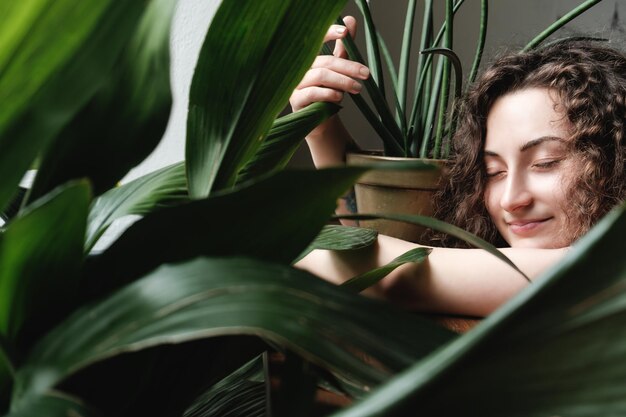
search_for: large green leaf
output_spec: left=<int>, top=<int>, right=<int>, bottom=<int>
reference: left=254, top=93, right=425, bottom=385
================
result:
left=332, top=204, right=626, bottom=417
left=185, top=0, right=347, bottom=197
left=0, top=181, right=90, bottom=347
left=0, top=1, right=148, bottom=211
left=13, top=257, right=455, bottom=410
left=0, top=182, right=89, bottom=411
left=0, top=345, right=13, bottom=412
left=27, top=0, right=176, bottom=201
left=85, top=162, right=187, bottom=252
left=237, top=102, right=340, bottom=184
left=3, top=392, right=99, bottom=417
left=83, top=167, right=367, bottom=296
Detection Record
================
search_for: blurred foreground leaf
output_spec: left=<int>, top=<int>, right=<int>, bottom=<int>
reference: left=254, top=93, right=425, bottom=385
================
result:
left=186, top=0, right=346, bottom=196
left=0, top=1, right=148, bottom=211
left=238, top=102, right=341, bottom=183
left=85, top=162, right=187, bottom=252
left=14, top=257, right=455, bottom=409
left=85, top=167, right=367, bottom=294
left=0, top=182, right=89, bottom=347
left=28, top=0, right=177, bottom=201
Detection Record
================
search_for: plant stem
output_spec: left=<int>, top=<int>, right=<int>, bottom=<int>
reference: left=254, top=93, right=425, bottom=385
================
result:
left=355, top=0, right=386, bottom=98
left=409, top=0, right=465, bottom=154
left=378, top=33, right=406, bottom=137
left=467, top=0, right=488, bottom=87
left=420, top=56, right=444, bottom=158
left=432, top=0, right=454, bottom=159
left=349, top=93, right=404, bottom=155
left=398, top=0, right=417, bottom=120
left=337, top=17, right=404, bottom=152
left=523, top=0, right=602, bottom=51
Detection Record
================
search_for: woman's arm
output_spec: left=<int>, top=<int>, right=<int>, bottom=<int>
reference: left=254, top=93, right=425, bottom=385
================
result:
left=296, top=234, right=569, bottom=317
left=289, top=16, right=368, bottom=168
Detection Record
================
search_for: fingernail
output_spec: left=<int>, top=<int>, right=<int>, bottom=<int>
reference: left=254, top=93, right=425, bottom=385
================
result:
left=352, top=82, right=362, bottom=93
left=335, top=26, right=346, bottom=34
left=360, top=67, right=370, bottom=78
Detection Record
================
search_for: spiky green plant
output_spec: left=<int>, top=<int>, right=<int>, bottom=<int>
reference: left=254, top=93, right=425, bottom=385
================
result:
left=335, top=0, right=603, bottom=158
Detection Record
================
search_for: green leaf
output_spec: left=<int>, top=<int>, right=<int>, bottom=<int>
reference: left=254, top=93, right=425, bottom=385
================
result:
left=331, top=204, right=626, bottom=417
left=467, top=0, right=488, bottom=86
left=237, top=102, right=340, bottom=184
left=341, top=248, right=431, bottom=293
left=338, top=213, right=529, bottom=281
left=420, top=48, right=462, bottom=107
left=421, top=47, right=463, bottom=158
left=83, top=167, right=368, bottom=296
left=0, top=1, right=148, bottom=212
left=186, top=0, right=347, bottom=197
left=183, top=354, right=266, bottom=417
left=378, top=36, right=398, bottom=94
left=3, top=392, right=99, bottom=417
left=355, top=0, right=386, bottom=99
left=28, top=0, right=176, bottom=201
left=14, top=257, right=455, bottom=408
left=0, top=181, right=90, bottom=347
left=0, top=343, right=14, bottom=411
left=398, top=0, right=417, bottom=119
left=85, top=162, right=187, bottom=252
left=294, top=225, right=379, bottom=264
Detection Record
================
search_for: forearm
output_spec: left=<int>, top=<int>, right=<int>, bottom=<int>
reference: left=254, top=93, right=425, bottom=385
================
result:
left=295, top=234, right=569, bottom=317
left=305, top=115, right=357, bottom=168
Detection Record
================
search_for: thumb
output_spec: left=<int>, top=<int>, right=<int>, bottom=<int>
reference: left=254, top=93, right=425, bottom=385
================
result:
left=333, top=15, right=357, bottom=59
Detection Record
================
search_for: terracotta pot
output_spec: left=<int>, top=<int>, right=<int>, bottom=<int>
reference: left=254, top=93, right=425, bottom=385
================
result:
left=346, top=151, right=445, bottom=244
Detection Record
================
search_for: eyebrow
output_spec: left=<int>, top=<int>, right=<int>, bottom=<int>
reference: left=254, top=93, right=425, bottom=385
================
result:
left=484, top=136, right=566, bottom=157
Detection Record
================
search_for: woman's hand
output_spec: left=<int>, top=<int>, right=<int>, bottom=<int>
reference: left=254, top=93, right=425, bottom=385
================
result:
left=289, top=17, right=369, bottom=169
left=289, top=16, right=370, bottom=115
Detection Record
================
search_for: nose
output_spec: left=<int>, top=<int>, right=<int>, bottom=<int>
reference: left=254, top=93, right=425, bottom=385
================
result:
left=500, top=171, right=533, bottom=213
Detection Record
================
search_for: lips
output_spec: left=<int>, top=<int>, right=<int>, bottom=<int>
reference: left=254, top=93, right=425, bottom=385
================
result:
left=506, top=217, right=553, bottom=235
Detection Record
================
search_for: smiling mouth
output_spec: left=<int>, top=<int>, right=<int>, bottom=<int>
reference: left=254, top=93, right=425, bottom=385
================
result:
left=507, top=218, right=553, bottom=235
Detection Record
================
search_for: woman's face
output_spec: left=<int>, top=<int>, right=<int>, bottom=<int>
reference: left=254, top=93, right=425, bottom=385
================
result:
left=483, top=87, right=575, bottom=249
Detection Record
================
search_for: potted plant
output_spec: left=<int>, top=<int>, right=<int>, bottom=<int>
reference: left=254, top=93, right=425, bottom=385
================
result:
left=331, top=0, right=604, bottom=243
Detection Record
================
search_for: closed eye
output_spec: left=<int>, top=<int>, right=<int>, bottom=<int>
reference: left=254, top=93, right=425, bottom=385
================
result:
left=486, top=170, right=505, bottom=179
left=532, top=158, right=564, bottom=169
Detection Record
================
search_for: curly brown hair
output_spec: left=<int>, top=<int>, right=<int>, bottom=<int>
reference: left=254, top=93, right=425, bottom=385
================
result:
left=432, top=40, right=626, bottom=247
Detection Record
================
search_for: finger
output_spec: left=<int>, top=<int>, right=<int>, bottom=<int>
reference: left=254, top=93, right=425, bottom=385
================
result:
left=334, top=15, right=357, bottom=59
left=311, top=55, right=370, bottom=80
left=290, top=87, right=344, bottom=112
left=298, top=67, right=363, bottom=94
left=323, top=24, right=349, bottom=43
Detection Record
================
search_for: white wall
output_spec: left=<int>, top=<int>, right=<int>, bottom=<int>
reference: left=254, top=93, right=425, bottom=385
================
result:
left=97, top=0, right=220, bottom=249
left=124, top=0, right=221, bottom=182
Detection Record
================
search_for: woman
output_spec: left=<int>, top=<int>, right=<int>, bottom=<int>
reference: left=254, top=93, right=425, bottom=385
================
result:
left=293, top=19, right=626, bottom=317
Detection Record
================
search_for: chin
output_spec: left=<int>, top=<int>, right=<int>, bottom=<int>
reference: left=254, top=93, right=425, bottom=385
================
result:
left=506, top=236, right=570, bottom=249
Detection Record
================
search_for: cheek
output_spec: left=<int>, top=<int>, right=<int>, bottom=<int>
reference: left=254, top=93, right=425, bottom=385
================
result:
left=542, top=166, right=574, bottom=211
left=483, top=183, right=500, bottom=218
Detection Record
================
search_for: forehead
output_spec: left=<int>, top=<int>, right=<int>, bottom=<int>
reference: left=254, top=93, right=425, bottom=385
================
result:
left=485, top=87, right=570, bottom=152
